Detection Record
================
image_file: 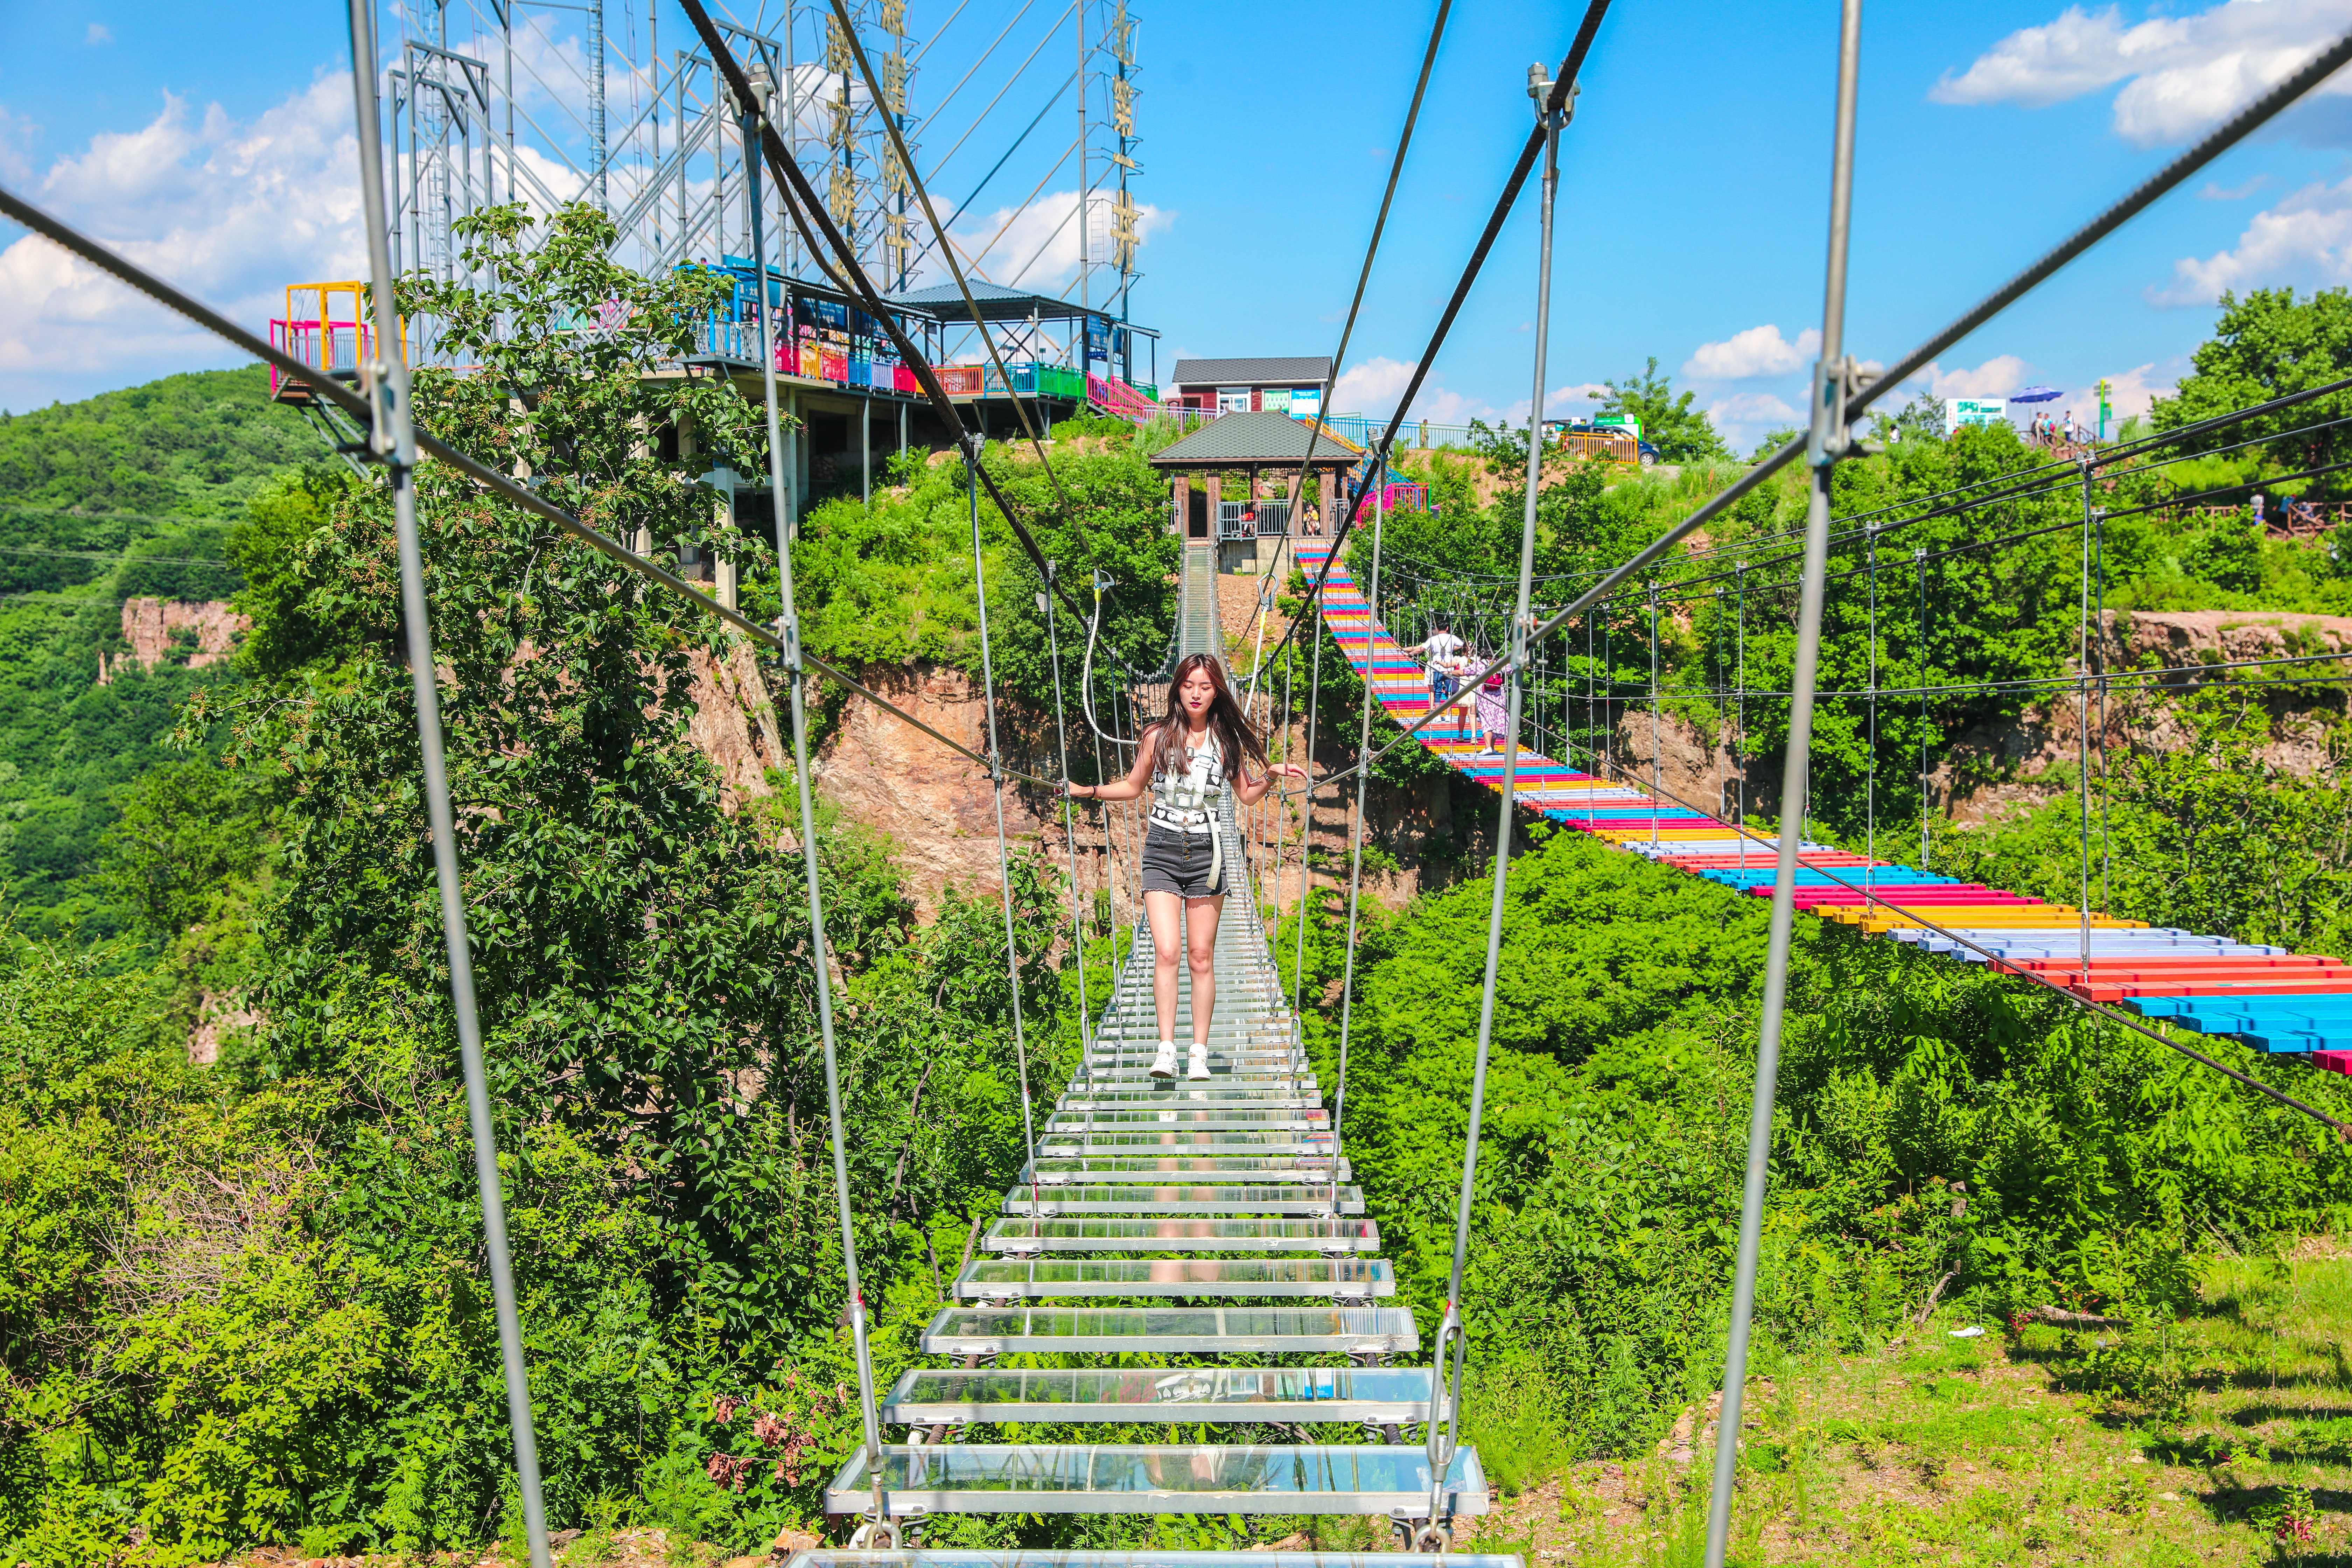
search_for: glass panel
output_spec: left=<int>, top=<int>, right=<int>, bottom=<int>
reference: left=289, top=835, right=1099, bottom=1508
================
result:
left=958, top=1258, right=1392, bottom=1297
left=987, top=1218, right=1377, bottom=1250
left=826, top=1444, right=1489, bottom=1515
left=890, top=1366, right=1431, bottom=1410
left=1006, top=1184, right=1362, bottom=1212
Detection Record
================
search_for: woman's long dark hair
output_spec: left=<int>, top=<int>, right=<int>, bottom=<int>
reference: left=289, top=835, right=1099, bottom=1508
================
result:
left=1151, top=653, right=1269, bottom=783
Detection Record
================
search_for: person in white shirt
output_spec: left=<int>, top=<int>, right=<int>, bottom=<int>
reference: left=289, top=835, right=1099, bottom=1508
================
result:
left=1402, top=621, right=1468, bottom=738
left=1069, top=654, right=1309, bottom=1080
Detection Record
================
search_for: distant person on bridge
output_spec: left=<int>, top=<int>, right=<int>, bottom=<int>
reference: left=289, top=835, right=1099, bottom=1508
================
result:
left=1403, top=620, right=1465, bottom=716
left=1069, top=654, right=1309, bottom=1080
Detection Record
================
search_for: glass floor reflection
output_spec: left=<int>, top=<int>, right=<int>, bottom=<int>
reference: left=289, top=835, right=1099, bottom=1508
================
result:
left=883, top=1366, right=1434, bottom=1425
left=918, top=1305, right=1421, bottom=1356
left=826, top=1444, right=1489, bottom=1516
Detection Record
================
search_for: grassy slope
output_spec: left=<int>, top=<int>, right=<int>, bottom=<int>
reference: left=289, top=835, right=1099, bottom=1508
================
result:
left=1442, top=1245, right=2352, bottom=1567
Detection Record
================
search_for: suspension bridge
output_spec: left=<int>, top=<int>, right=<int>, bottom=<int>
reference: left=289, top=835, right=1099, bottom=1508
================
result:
left=6, top=0, right=2352, bottom=1564
left=1293, top=542, right=2352, bottom=1069
left=817, top=539, right=1488, bottom=1532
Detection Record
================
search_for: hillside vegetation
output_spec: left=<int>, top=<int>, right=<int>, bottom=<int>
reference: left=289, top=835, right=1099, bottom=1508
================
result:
left=4, top=225, right=2352, bottom=1567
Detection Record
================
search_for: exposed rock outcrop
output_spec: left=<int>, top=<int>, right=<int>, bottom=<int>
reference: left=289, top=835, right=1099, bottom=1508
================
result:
left=108, top=597, right=250, bottom=676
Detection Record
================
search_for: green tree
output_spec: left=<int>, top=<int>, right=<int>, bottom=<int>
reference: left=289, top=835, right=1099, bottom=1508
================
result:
left=1599, top=357, right=1731, bottom=463
left=2151, top=286, right=2352, bottom=502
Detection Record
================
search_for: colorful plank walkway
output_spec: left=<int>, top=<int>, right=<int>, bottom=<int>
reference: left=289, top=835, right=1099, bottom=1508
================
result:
left=1293, top=544, right=2352, bottom=1075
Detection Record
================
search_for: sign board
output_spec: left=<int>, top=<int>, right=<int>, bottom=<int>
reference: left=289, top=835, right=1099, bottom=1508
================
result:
left=1594, top=414, right=1641, bottom=440
left=1261, top=387, right=1293, bottom=413
left=1289, top=387, right=1322, bottom=419
left=1945, top=397, right=2007, bottom=429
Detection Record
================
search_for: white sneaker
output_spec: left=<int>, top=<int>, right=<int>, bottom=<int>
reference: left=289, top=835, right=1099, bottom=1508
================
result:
left=1187, top=1046, right=1212, bottom=1081
left=1149, top=1041, right=1177, bottom=1080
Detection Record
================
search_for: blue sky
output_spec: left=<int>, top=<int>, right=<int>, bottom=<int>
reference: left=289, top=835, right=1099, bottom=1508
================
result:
left=4, top=0, right=2352, bottom=452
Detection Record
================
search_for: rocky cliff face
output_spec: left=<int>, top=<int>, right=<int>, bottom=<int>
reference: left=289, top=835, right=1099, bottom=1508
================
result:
left=98, top=597, right=251, bottom=683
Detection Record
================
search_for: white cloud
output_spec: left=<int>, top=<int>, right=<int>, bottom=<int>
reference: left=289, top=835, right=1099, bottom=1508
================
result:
left=86, top=22, right=112, bottom=44
left=1930, top=0, right=2352, bottom=147
left=943, top=188, right=1169, bottom=293
left=1682, top=323, right=1819, bottom=381
left=0, top=107, right=36, bottom=184
left=1909, top=354, right=2032, bottom=398
left=2154, top=173, right=2352, bottom=303
left=0, top=77, right=364, bottom=409
left=2202, top=174, right=2272, bottom=199
left=1706, top=391, right=1804, bottom=453
left=1332, top=356, right=1416, bottom=416
left=2057, top=362, right=2171, bottom=427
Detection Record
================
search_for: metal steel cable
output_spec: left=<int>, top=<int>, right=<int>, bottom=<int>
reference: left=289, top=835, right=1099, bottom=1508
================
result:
left=741, top=104, right=894, bottom=1537
left=1421, top=63, right=1567, bottom=1549
left=1256, top=0, right=1616, bottom=686
left=1344, top=24, right=2352, bottom=782
left=1248, top=0, right=1456, bottom=616
left=1705, top=3, right=1862, bottom=1557
left=679, top=0, right=1142, bottom=662
left=964, top=458, right=1047, bottom=1222
left=823, top=0, right=1067, bottom=496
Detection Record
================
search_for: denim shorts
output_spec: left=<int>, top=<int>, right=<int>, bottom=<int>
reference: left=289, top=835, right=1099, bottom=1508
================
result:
left=1431, top=672, right=1457, bottom=704
left=1142, top=822, right=1220, bottom=898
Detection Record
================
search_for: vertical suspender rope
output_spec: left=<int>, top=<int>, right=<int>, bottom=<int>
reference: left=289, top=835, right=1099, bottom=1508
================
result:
left=740, top=87, right=893, bottom=1539
left=965, top=462, right=1045, bottom=1210
left=2078, top=458, right=2096, bottom=981
left=1647, top=581, right=1660, bottom=848
left=2095, top=504, right=2111, bottom=909
left=1915, top=544, right=1930, bottom=872
left=1041, top=573, right=1096, bottom=1150
left=1736, top=562, right=1747, bottom=870
left=344, top=7, right=550, bottom=1564
left=1419, top=62, right=1562, bottom=1548
left=1292, top=597, right=1326, bottom=1016
left=1329, top=484, right=1388, bottom=1231
left=1866, top=520, right=1878, bottom=889
left=1703, top=2, right=1862, bottom=1562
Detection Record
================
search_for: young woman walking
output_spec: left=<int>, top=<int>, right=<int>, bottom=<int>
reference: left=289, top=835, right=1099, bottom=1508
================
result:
left=1068, top=653, right=1309, bottom=1080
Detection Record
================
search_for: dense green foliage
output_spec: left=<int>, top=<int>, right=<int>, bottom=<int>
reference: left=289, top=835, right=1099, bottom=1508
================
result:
left=2151, top=285, right=2352, bottom=505
left=0, top=369, right=309, bottom=940
left=1283, top=825, right=2352, bottom=1487
left=0, top=368, right=318, bottom=517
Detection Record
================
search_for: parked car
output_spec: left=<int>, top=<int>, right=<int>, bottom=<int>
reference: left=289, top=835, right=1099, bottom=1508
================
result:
left=1545, top=419, right=1660, bottom=465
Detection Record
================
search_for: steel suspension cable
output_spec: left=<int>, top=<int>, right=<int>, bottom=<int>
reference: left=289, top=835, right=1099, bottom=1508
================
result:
left=964, top=460, right=1047, bottom=1218
left=1290, top=608, right=1325, bottom=1016
left=1420, top=62, right=1564, bottom=1550
left=344, top=6, right=550, bottom=1563
left=1254, top=0, right=1615, bottom=681
left=1041, top=568, right=1094, bottom=1070
left=741, top=84, right=895, bottom=1541
left=1324, top=22, right=2352, bottom=798
left=1328, top=481, right=1388, bottom=1234
left=1705, top=3, right=1860, bottom=1557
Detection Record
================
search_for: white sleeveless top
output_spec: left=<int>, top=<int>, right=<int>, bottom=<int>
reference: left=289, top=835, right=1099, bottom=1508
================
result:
left=1148, top=729, right=1226, bottom=835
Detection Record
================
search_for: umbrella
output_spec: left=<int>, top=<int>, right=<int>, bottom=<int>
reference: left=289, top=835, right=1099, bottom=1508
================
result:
left=2010, top=385, right=2062, bottom=403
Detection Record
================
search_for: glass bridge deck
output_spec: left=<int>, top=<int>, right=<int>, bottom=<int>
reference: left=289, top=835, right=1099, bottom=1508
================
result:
left=983, top=1217, right=1380, bottom=1252
left=826, top=1444, right=1489, bottom=1517
left=1002, top=1183, right=1364, bottom=1214
left=881, top=1366, right=1434, bottom=1425
left=954, top=1258, right=1393, bottom=1299
left=918, top=1305, right=1421, bottom=1356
